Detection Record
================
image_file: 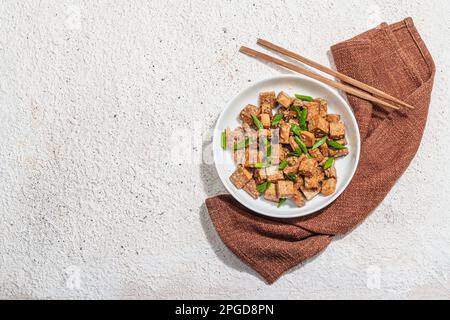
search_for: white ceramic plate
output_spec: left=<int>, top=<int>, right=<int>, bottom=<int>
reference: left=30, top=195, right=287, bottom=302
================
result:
left=213, top=75, right=360, bottom=218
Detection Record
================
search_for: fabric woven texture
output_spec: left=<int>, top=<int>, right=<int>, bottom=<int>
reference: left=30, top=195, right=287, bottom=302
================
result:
left=205, top=17, right=436, bottom=284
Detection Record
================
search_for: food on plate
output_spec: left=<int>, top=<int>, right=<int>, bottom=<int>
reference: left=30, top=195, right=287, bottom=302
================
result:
left=222, top=91, right=349, bottom=208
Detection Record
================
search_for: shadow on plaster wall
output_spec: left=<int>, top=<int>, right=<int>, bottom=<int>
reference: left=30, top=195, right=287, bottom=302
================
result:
left=198, top=134, right=265, bottom=281
left=249, top=53, right=295, bottom=76
left=198, top=202, right=265, bottom=282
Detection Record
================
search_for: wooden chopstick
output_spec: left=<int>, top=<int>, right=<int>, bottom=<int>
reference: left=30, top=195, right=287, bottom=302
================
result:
left=257, top=38, right=414, bottom=110
left=239, top=46, right=400, bottom=110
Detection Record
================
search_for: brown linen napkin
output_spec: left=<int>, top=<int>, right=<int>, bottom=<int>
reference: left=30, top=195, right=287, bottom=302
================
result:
left=206, top=17, right=435, bottom=284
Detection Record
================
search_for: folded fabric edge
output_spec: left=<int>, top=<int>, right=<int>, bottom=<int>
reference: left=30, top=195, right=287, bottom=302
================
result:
left=262, top=234, right=334, bottom=284
left=204, top=197, right=277, bottom=283
left=331, top=17, right=435, bottom=93
left=205, top=196, right=334, bottom=284
left=403, top=17, right=436, bottom=84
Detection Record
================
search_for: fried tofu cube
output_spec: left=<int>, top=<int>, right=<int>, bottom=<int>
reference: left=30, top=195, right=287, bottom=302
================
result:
left=298, top=158, right=317, bottom=177
left=268, top=142, right=286, bottom=164
left=233, top=148, right=246, bottom=165
left=282, top=109, right=298, bottom=120
left=257, top=150, right=266, bottom=164
left=270, top=144, right=283, bottom=165
left=261, top=104, right=272, bottom=118
left=242, top=122, right=251, bottom=133
left=319, top=157, right=329, bottom=167
left=292, top=190, right=306, bottom=207
left=321, top=178, right=337, bottom=196
left=283, top=163, right=299, bottom=175
left=289, top=136, right=299, bottom=150
left=329, top=148, right=349, bottom=158
left=257, top=128, right=272, bottom=140
left=304, top=175, right=320, bottom=189
left=277, top=91, right=294, bottom=108
left=293, top=175, right=304, bottom=191
left=304, top=102, right=320, bottom=121
left=261, top=104, right=272, bottom=115
left=264, top=183, right=279, bottom=202
left=230, top=127, right=245, bottom=142
left=280, top=123, right=291, bottom=144
left=243, top=179, right=260, bottom=199
left=329, top=122, right=345, bottom=139
left=326, top=114, right=341, bottom=123
left=319, top=142, right=329, bottom=157
left=240, top=104, right=260, bottom=126
left=277, top=180, right=294, bottom=198
left=244, top=147, right=259, bottom=167
left=266, top=166, right=284, bottom=182
left=254, top=168, right=267, bottom=184
left=309, top=148, right=324, bottom=163
left=269, top=127, right=278, bottom=141
left=292, top=99, right=304, bottom=108
left=314, top=98, right=328, bottom=117
left=244, top=124, right=259, bottom=139
left=298, top=154, right=308, bottom=163
left=300, top=185, right=321, bottom=200
left=260, top=91, right=276, bottom=115
left=260, top=113, right=271, bottom=129
left=300, top=131, right=316, bottom=148
left=283, top=156, right=300, bottom=174
left=281, top=147, right=290, bottom=161
left=315, top=168, right=325, bottom=182
left=229, top=166, right=253, bottom=189
left=232, top=128, right=252, bottom=159
left=287, top=156, right=299, bottom=166
left=325, top=167, right=337, bottom=179
left=260, top=91, right=277, bottom=108
left=308, top=115, right=329, bottom=136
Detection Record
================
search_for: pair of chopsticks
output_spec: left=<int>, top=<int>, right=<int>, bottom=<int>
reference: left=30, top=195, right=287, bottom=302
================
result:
left=239, top=39, right=414, bottom=110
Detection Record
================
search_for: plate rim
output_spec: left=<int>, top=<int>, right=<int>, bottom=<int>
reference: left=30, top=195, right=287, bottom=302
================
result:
left=213, top=74, right=361, bottom=218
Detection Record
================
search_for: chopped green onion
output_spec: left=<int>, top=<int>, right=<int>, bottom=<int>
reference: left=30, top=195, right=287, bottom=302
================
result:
left=323, top=157, right=335, bottom=170
left=290, top=105, right=302, bottom=117
left=294, top=136, right=309, bottom=155
left=284, top=173, right=298, bottom=183
left=234, top=137, right=250, bottom=151
left=288, top=148, right=303, bottom=157
left=278, top=160, right=289, bottom=170
left=312, top=135, right=328, bottom=150
left=256, top=181, right=271, bottom=193
left=327, top=140, right=347, bottom=150
left=299, top=108, right=308, bottom=130
left=221, top=130, right=227, bottom=150
left=271, top=113, right=284, bottom=126
left=255, top=163, right=271, bottom=169
left=266, top=145, right=272, bottom=157
left=251, top=114, right=264, bottom=130
left=295, top=94, right=314, bottom=102
left=291, top=124, right=301, bottom=136
left=277, top=198, right=287, bottom=208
